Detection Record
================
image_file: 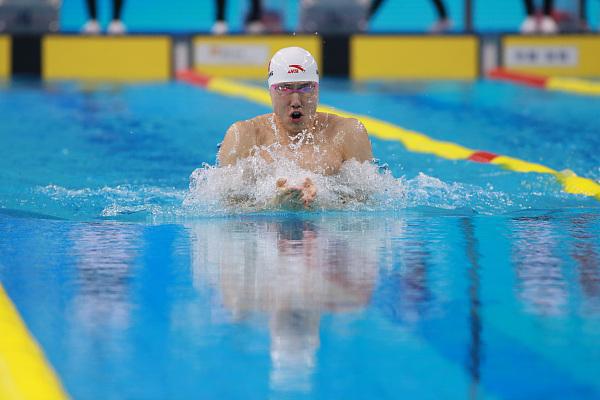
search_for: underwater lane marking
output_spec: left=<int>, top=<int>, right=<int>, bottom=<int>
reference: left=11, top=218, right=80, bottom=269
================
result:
left=0, top=284, right=69, bottom=400
left=177, top=70, right=600, bottom=201
left=488, top=68, right=600, bottom=96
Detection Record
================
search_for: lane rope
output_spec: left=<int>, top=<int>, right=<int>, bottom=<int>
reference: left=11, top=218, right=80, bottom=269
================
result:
left=0, top=284, right=69, bottom=400
left=488, top=68, right=600, bottom=96
left=177, top=70, right=600, bottom=201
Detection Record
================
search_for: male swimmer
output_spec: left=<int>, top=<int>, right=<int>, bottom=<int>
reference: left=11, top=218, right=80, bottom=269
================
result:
left=217, top=47, right=373, bottom=209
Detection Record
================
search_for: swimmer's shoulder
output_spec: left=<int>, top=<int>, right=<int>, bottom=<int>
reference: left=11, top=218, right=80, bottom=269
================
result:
left=319, top=113, right=372, bottom=161
left=251, top=113, right=274, bottom=127
left=227, top=114, right=271, bottom=141
left=238, top=114, right=273, bottom=132
left=247, top=114, right=276, bottom=144
left=319, top=113, right=366, bottom=136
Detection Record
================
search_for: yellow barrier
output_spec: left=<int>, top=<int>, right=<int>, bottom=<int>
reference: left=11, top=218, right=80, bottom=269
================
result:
left=0, top=285, right=69, bottom=400
left=43, top=36, right=171, bottom=81
left=351, top=35, right=479, bottom=80
left=192, top=35, right=321, bottom=79
left=199, top=75, right=600, bottom=201
left=0, top=36, right=10, bottom=78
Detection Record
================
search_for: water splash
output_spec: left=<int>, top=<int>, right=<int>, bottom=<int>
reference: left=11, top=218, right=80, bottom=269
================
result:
left=33, top=161, right=520, bottom=220
left=183, top=156, right=406, bottom=214
left=182, top=152, right=523, bottom=215
left=33, top=157, right=567, bottom=220
left=403, top=173, right=515, bottom=214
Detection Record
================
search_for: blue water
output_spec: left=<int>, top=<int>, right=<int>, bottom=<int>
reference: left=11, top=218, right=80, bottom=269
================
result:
left=1, top=79, right=599, bottom=399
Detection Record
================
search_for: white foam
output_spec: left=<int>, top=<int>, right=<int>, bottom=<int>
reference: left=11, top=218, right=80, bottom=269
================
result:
left=35, top=160, right=517, bottom=219
left=183, top=155, right=407, bottom=214
left=403, top=172, right=514, bottom=213
left=182, top=152, right=521, bottom=215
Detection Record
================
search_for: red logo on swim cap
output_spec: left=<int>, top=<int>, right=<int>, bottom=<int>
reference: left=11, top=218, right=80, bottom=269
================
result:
left=287, top=64, right=306, bottom=74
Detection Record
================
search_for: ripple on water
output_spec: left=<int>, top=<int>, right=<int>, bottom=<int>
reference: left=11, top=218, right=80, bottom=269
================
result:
left=33, top=156, right=563, bottom=220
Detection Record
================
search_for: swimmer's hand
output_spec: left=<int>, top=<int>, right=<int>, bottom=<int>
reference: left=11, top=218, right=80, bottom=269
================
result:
left=274, top=178, right=316, bottom=209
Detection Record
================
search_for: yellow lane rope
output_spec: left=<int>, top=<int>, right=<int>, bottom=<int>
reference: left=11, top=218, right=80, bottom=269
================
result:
left=546, top=77, right=600, bottom=96
left=0, top=284, right=69, bottom=400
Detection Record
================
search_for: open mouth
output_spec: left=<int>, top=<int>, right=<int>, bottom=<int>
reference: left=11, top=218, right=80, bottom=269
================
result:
left=290, top=111, right=303, bottom=121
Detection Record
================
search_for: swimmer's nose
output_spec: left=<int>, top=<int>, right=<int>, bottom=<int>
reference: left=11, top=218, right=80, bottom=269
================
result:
left=289, top=93, right=302, bottom=107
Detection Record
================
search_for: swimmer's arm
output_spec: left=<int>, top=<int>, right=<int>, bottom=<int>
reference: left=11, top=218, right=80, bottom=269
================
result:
left=335, top=119, right=374, bottom=204
left=341, top=119, right=373, bottom=163
left=217, top=121, right=257, bottom=166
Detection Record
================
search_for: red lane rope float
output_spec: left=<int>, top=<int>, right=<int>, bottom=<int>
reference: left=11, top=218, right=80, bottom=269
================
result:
left=177, top=69, right=600, bottom=200
left=468, top=151, right=499, bottom=163
left=177, top=70, right=213, bottom=86
left=488, top=68, right=548, bottom=88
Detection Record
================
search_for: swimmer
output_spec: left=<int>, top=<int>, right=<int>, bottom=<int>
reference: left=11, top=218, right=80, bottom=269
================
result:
left=217, top=47, right=373, bottom=209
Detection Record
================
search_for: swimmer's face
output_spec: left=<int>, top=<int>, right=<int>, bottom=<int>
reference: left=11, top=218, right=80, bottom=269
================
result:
left=270, top=81, right=319, bottom=132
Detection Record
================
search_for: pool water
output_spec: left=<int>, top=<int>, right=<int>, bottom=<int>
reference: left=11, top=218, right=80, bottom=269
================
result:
left=1, top=79, right=599, bottom=399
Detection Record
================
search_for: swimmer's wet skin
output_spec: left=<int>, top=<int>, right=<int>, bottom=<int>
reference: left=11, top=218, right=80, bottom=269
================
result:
left=216, top=47, right=374, bottom=210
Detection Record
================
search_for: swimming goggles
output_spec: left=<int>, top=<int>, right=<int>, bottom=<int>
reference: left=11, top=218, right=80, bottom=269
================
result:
left=270, top=82, right=318, bottom=95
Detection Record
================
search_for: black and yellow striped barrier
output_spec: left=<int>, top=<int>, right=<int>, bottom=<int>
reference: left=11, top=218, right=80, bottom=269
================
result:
left=3, top=33, right=600, bottom=81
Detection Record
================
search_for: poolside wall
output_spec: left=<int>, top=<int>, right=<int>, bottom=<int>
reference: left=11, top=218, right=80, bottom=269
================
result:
left=43, top=36, right=171, bottom=81
left=3, top=34, right=600, bottom=80
left=350, top=35, right=479, bottom=80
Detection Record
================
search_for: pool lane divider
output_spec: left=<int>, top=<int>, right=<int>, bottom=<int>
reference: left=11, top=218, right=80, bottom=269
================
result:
left=0, top=285, right=69, bottom=400
left=177, top=70, right=600, bottom=201
left=488, top=68, right=600, bottom=96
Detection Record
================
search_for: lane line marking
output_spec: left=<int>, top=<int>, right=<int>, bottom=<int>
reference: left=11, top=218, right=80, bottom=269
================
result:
left=0, top=284, right=69, bottom=400
left=177, top=70, right=600, bottom=201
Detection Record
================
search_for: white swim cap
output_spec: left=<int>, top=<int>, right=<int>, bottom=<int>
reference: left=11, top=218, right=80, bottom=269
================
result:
left=268, top=47, right=319, bottom=86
